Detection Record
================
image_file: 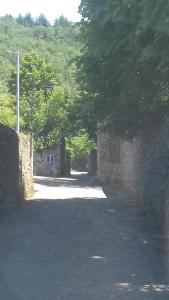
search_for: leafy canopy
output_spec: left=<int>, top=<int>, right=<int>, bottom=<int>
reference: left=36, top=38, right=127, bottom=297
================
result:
left=9, top=51, right=57, bottom=135
left=66, top=129, right=96, bottom=158
left=79, top=0, right=169, bottom=136
left=0, top=14, right=96, bottom=158
left=0, top=80, right=16, bottom=127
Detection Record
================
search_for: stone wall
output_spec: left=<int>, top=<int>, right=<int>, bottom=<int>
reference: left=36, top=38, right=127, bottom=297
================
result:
left=87, top=149, right=97, bottom=176
left=19, top=133, right=34, bottom=197
left=71, top=157, right=87, bottom=172
left=97, top=131, right=121, bottom=183
left=120, top=137, right=142, bottom=195
left=97, top=121, right=169, bottom=223
left=0, top=124, right=23, bottom=204
left=0, top=124, right=34, bottom=206
left=34, top=145, right=62, bottom=177
left=136, top=125, right=169, bottom=221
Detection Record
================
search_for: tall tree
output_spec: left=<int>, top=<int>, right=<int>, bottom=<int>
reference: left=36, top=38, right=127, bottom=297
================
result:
left=0, top=80, right=16, bottom=127
left=79, top=0, right=169, bottom=136
left=16, top=13, right=34, bottom=26
left=35, top=14, right=50, bottom=26
left=58, top=15, right=70, bottom=26
left=9, top=51, right=56, bottom=135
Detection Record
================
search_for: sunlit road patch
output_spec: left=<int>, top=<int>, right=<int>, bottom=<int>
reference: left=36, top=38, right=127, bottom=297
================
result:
left=33, top=176, right=107, bottom=200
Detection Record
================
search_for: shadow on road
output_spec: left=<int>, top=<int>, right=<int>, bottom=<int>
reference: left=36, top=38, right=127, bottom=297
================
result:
left=34, top=172, right=92, bottom=188
left=0, top=173, right=168, bottom=299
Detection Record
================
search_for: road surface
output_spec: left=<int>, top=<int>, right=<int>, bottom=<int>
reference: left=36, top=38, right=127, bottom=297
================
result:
left=0, top=173, right=169, bottom=299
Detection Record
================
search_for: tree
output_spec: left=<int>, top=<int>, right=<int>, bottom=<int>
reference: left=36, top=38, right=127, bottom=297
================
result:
left=35, top=14, right=50, bottom=26
left=0, top=15, right=79, bottom=84
left=9, top=51, right=57, bottom=135
left=36, top=85, right=77, bottom=175
left=8, top=50, right=87, bottom=175
left=0, top=80, right=16, bottom=127
left=78, top=0, right=169, bottom=137
left=16, top=14, right=24, bottom=25
left=66, top=129, right=95, bottom=159
left=58, top=15, right=70, bottom=26
left=0, top=16, right=96, bottom=174
left=16, top=13, right=34, bottom=26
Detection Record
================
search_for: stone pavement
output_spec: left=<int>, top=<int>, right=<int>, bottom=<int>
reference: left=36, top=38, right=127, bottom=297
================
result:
left=0, top=173, right=169, bottom=299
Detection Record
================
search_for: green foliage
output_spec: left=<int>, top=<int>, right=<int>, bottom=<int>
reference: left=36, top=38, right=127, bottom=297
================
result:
left=0, top=80, right=16, bottom=127
left=34, top=84, right=85, bottom=150
left=79, top=0, right=169, bottom=136
left=35, top=14, right=50, bottom=27
left=9, top=51, right=57, bottom=134
left=36, top=85, right=71, bottom=148
left=55, top=16, right=72, bottom=27
left=8, top=50, right=90, bottom=154
left=0, top=14, right=79, bottom=85
left=0, top=14, right=82, bottom=140
left=66, top=129, right=95, bottom=158
left=16, top=13, right=34, bottom=27
left=0, top=14, right=96, bottom=156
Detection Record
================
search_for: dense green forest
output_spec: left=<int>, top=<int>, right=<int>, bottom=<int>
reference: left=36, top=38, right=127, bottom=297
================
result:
left=0, top=13, right=95, bottom=159
left=2, top=0, right=169, bottom=156
left=0, top=14, right=79, bottom=85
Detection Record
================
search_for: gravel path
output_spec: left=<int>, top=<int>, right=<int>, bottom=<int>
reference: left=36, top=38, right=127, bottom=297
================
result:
left=0, top=173, right=169, bottom=299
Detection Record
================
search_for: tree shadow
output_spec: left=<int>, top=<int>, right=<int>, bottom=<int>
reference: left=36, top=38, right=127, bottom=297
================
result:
left=0, top=175, right=169, bottom=299
left=34, top=172, right=92, bottom=189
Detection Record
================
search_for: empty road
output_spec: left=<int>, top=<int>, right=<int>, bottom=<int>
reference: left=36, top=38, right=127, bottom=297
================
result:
left=0, top=173, right=169, bottom=299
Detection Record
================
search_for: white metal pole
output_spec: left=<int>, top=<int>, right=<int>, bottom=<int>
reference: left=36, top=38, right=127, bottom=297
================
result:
left=16, top=51, right=20, bottom=133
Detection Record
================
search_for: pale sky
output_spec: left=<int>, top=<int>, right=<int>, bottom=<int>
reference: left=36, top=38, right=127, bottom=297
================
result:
left=0, top=0, right=81, bottom=23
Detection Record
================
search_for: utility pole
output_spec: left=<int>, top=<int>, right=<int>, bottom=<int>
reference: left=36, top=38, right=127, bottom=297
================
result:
left=7, top=50, right=20, bottom=132
left=16, top=51, right=20, bottom=133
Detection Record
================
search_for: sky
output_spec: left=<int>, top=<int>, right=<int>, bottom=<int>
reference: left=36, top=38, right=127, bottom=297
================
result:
left=0, top=0, right=81, bottom=23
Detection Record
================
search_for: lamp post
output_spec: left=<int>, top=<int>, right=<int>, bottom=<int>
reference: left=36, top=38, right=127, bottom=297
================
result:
left=7, top=50, right=20, bottom=133
left=16, top=51, right=20, bottom=133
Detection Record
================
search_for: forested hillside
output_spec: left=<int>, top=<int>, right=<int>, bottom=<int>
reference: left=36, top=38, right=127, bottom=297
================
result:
left=0, top=14, right=95, bottom=159
left=0, top=14, right=79, bottom=86
left=4, top=0, right=169, bottom=156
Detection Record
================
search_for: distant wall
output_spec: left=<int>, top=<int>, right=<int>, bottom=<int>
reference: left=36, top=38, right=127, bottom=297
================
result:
left=0, top=124, right=22, bottom=204
left=87, top=149, right=97, bottom=176
left=34, top=145, right=62, bottom=177
left=97, top=121, right=169, bottom=223
left=71, top=157, right=87, bottom=172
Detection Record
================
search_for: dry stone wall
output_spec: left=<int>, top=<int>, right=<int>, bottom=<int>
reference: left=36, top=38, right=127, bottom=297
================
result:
left=0, top=124, right=34, bottom=207
left=87, top=149, right=97, bottom=176
left=71, top=157, right=87, bottom=172
left=97, top=121, right=169, bottom=224
left=97, top=131, right=121, bottom=183
left=120, top=137, right=142, bottom=195
left=0, top=124, right=23, bottom=204
left=34, top=145, right=62, bottom=177
left=136, top=124, right=169, bottom=221
left=19, top=133, right=34, bottom=197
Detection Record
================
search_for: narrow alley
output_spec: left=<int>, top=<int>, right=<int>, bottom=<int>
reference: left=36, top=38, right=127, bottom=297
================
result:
left=0, top=173, right=169, bottom=299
